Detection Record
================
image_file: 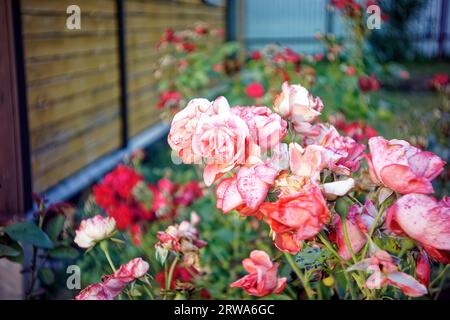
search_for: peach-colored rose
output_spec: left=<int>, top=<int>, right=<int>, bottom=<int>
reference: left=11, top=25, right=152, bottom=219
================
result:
left=230, top=250, right=287, bottom=297
left=273, top=82, right=323, bottom=134
left=74, top=215, right=116, bottom=249
left=259, top=181, right=330, bottom=254
left=167, top=98, right=213, bottom=163
left=289, top=142, right=327, bottom=181
left=215, top=162, right=279, bottom=216
left=366, top=136, right=445, bottom=194
left=386, top=194, right=450, bottom=264
left=231, top=106, right=287, bottom=152
left=192, top=97, right=250, bottom=186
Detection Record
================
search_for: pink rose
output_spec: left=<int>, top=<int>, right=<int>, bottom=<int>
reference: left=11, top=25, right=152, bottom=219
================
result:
left=113, top=258, right=149, bottom=282
left=75, top=257, right=149, bottom=300
left=331, top=201, right=377, bottom=260
left=192, top=97, right=250, bottom=186
left=366, top=137, right=445, bottom=194
left=215, top=162, right=279, bottom=216
left=74, top=215, right=116, bottom=249
left=273, top=82, right=323, bottom=134
left=349, top=249, right=427, bottom=297
left=167, top=98, right=213, bottom=163
left=309, top=124, right=365, bottom=176
left=231, top=106, right=287, bottom=152
left=386, top=194, right=450, bottom=264
left=230, top=250, right=287, bottom=297
left=75, top=283, right=113, bottom=300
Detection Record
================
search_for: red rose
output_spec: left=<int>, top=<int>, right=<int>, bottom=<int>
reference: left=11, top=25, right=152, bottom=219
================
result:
left=245, top=82, right=265, bottom=99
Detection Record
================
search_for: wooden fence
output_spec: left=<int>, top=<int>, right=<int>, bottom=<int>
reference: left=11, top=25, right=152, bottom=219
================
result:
left=22, top=0, right=224, bottom=194
left=0, top=0, right=225, bottom=217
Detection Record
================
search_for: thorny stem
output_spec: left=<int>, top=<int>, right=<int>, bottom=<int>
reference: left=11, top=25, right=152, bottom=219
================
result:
left=283, top=252, right=315, bottom=300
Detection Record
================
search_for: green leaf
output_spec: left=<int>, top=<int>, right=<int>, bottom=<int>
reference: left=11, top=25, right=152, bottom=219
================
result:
left=295, top=246, right=330, bottom=269
left=44, top=215, right=65, bottom=242
left=5, top=222, right=53, bottom=249
left=0, top=235, right=24, bottom=263
left=49, top=246, right=79, bottom=260
left=38, top=267, right=55, bottom=286
left=0, top=243, right=20, bottom=257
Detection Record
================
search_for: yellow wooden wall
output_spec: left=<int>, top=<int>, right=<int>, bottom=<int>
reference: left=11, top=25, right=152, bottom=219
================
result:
left=125, top=0, right=226, bottom=136
left=21, top=0, right=225, bottom=193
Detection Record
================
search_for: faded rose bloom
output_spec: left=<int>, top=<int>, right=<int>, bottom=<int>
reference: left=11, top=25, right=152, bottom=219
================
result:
left=289, top=143, right=327, bottom=181
left=230, top=250, right=287, bottom=297
left=75, top=257, right=149, bottom=300
left=192, top=97, right=250, bottom=186
left=308, top=124, right=365, bottom=175
left=74, top=215, right=116, bottom=249
left=155, top=214, right=207, bottom=269
left=273, top=82, right=323, bottom=134
left=75, top=283, right=113, bottom=300
left=349, top=249, right=427, bottom=297
left=167, top=98, right=213, bottom=164
left=260, top=182, right=330, bottom=254
left=231, top=106, right=287, bottom=152
left=366, top=137, right=445, bottom=194
left=215, top=162, right=279, bottom=216
left=386, top=194, right=450, bottom=264
left=113, top=258, right=149, bottom=282
left=245, top=82, right=265, bottom=98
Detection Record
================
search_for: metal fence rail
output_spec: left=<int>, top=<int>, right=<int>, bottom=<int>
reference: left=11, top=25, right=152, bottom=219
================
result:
left=237, top=0, right=449, bottom=58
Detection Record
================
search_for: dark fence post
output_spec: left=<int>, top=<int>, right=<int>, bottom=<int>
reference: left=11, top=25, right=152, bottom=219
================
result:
left=0, top=0, right=32, bottom=221
left=116, top=0, right=129, bottom=148
left=439, top=0, right=449, bottom=58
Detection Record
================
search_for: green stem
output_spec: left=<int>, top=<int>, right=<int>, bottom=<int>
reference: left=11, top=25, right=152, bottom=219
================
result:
left=360, top=203, right=386, bottom=260
left=99, top=241, right=116, bottom=272
left=430, top=265, right=449, bottom=288
left=141, top=280, right=154, bottom=300
left=283, top=252, right=315, bottom=300
left=346, top=194, right=362, bottom=206
left=166, top=255, right=179, bottom=296
left=341, top=217, right=357, bottom=264
left=317, top=232, right=341, bottom=260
